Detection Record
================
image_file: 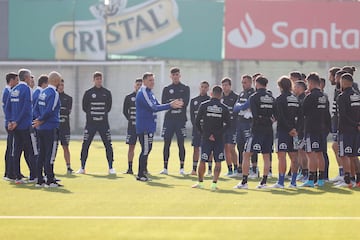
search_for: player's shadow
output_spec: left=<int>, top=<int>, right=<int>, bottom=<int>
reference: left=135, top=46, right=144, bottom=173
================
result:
left=217, top=177, right=233, bottom=182
left=42, top=187, right=73, bottom=194
left=268, top=185, right=352, bottom=195
left=325, top=185, right=354, bottom=194
left=215, top=189, right=248, bottom=195
left=167, top=174, right=195, bottom=180
left=11, top=183, right=73, bottom=194
left=56, top=173, right=78, bottom=179
left=350, top=187, right=360, bottom=192
left=86, top=173, right=123, bottom=180
left=146, top=181, right=174, bottom=188
left=268, top=188, right=322, bottom=196
left=145, top=174, right=166, bottom=180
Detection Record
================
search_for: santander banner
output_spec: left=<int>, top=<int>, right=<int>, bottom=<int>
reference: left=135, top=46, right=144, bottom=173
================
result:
left=225, top=0, right=360, bottom=61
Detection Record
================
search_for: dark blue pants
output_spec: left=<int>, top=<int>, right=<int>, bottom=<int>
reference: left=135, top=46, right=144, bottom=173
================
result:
left=162, top=120, right=186, bottom=164
left=323, top=133, right=329, bottom=180
left=4, top=128, right=14, bottom=179
left=137, top=132, right=153, bottom=178
left=37, top=129, right=58, bottom=184
left=80, top=123, right=113, bottom=169
left=12, top=128, right=36, bottom=180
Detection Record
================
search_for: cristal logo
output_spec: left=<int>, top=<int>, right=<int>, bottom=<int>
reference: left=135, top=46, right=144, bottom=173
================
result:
left=227, top=13, right=265, bottom=48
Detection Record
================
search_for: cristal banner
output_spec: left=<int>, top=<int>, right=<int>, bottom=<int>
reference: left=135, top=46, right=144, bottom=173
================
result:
left=9, top=0, right=223, bottom=61
left=51, top=0, right=182, bottom=60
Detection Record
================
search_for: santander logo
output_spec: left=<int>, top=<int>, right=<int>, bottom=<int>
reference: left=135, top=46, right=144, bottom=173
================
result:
left=225, top=1, right=360, bottom=61
left=227, top=12, right=360, bottom=51
left=227, top=13, right=265, bottom=48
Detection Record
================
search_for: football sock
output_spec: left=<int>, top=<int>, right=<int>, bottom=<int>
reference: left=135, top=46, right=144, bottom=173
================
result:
left=303, top=169, right=309, bottom=177
left=356, top=173, right=360, bottom=183
left=291, top=172, right=297, bottom=185
left=278, top=174, right=285, bottom=186
left=208, top=161, right=212, bottom=171
left=344, top=172, right=351, bottom=184
left=260, top=175, right=268, bottom=185
left=309, top=171, right=316, bottom=181
left=242, top=175, right=248, bottom=184
left=193, top=161, right=198, bottom=171
left=339, top=167, right=344, bottom=176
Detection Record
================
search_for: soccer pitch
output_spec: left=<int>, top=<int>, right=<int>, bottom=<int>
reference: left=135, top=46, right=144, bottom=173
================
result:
left=0, top=140, right=359, bottom=240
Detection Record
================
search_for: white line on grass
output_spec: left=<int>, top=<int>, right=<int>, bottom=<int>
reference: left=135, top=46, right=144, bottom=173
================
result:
left=0, top=216, right=359, bottom=220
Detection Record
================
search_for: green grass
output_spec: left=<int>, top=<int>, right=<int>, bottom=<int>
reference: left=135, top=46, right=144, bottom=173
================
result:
left=0, top=140, right=359, bottom=239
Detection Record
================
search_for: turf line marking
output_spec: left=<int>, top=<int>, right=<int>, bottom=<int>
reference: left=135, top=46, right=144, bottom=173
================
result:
left=0, top=216, right=359, bottom=220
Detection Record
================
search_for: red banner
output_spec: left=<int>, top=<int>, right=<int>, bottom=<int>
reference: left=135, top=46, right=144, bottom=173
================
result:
left=225, top=0, right=360, bottom=61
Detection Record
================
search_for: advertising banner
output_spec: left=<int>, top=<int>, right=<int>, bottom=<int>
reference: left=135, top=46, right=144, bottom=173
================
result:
left=225, top=0, right=360, bottom=61
left=9, top=0, right=223, bottom=61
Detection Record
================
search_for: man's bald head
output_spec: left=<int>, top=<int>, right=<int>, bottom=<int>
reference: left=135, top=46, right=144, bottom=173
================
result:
left=48, top=71, right=62, bottom=87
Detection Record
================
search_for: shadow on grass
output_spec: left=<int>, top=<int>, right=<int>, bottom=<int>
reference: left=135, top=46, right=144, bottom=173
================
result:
left=167, top=174, right=236, bottom=183
left=351, top=187, right=360, bottom=192
left=324, top=185, right=353, bottom=194
left=146, top=181, right=174, bottom=188
left=215, top=189, right=248, bottom=195
left=42, top=187, right=73, bottom=194
left=145, top=174, right=166, bottom=180
left=167, top=174, right=196, bottom=180
left=189, top=186, right=247, bottom=194
left=268, top=188, right=325, bottom=196
left=55, top=173, right=78, bottom=179
left=11, top=183, right=73, bottom=194
left=266, top=184, right=353, bottom=195
left=86, top=173, right=123, bottom=180
left=216, top=177, right=233, bottom=182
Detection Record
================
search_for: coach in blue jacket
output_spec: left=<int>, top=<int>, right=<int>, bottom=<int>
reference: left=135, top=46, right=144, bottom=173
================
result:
left=33, top=71, right=61, bottom=188
left=135, top=72, right=183, bottom=181
left=5, top=69, right=36, bottom=183
left=2, top=72, right=18, bottom=180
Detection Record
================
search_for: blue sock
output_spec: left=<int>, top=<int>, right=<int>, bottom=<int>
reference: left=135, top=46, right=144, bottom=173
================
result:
left=291, top=173, right=297, bottom=185
left=339, top=167, right=344, bottom=176
left=278, top=174, right=285, bottom=186
left=81, top=160, right=86, bottom=169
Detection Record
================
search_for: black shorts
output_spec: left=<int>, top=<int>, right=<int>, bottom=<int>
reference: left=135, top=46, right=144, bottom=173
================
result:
left=224, top=127, right=237, bottom=144
left=275, top=130, right=297, bottom=153
left=58, top=127, right=70, bottom=146
left=201, top=138, right=225, bottom=162
left=305, top=133, right=323, bottom=153
left=236, top=120, right=252, bottom=145
left=338, top=133, right=360, bottom=157
left=126, top=128, right=137, bottom=145
left=245, top=132, right=273, bottom=154
left=191, top=128, right=201, bottom=147
left=331, top=116, right=338, bottom=142
left=161, top=120, right=186, bottom=141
